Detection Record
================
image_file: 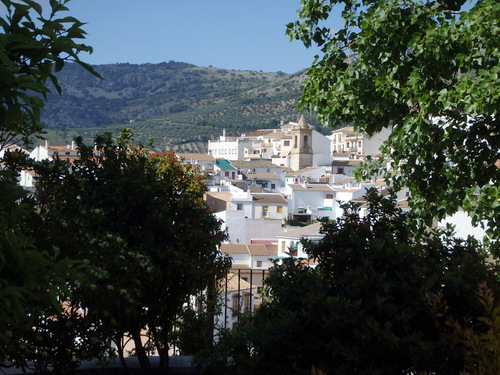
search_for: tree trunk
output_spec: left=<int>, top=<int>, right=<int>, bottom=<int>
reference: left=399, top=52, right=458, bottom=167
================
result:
left=115, top=334, right=131, bottom=375
left=153, top=327, right=170, bottom=375
left=131, top=328, right=151, bottom=375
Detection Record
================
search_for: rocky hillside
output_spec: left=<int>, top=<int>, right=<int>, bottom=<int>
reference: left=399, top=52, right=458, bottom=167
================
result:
left=41, top=61, right=319, bottom=152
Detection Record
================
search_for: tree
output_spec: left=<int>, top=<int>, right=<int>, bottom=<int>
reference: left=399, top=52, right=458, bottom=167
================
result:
left=0, top=0, right=99, bottom=370
left=26, top=129, right=231, bottom=374
left=0, top=0, right=98, bottom=149
left=0, top=173, right=84, bottom=372
left=286, top=0, right=500, bottom=253
left=249, top=189, right=500, bottom=374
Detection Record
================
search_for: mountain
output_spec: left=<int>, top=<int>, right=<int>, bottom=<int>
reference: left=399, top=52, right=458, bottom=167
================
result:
left=41, top=61, right=320, bottom=152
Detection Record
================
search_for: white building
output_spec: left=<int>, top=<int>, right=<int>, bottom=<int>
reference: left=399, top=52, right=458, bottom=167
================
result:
left=214, top=209, right=285, bottom=244
left=175, top=152, right=215, bottom=171
left=284, top=183, right=337, bottom=222
left=30, top=140, right=80, bottom=162
left=276, top=222, right=324, bottom=259
left=330, top=126, right=391, bottom=156
left=208, top=130, right=253, bottom=161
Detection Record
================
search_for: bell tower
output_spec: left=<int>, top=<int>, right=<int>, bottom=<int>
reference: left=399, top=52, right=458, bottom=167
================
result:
left=290, top=115, right=313, bottom=171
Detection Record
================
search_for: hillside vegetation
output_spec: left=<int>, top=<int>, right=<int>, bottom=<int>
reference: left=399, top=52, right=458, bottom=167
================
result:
left=41, top=62, right=319, bottom=152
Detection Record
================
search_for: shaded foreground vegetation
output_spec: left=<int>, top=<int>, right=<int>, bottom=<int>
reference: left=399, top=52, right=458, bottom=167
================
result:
left=192, top=191, right=500, bottom=375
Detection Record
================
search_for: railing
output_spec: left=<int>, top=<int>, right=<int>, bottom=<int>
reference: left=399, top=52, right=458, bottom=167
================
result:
left=220, top=268, right=268, bottom=329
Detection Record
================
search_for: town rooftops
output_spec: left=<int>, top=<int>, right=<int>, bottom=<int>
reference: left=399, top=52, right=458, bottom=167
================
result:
left=252, top=193, right=288, bottom=204
left=245, top=129, right=278, bottom=137
left=242, top=172, right=281, bottom=180
left=220, top=244, right=278, bottom=257
left=286, top=166, right=324, bottom=177
left=332, top=125, right=356, bottom=135
left=216, top=159, right=236, bottom=170
left=288, top=184, right=335, bottom=192
left=230, top=160, right=281, bottom=170
left=277, top=222, right=324, bottom=240
left=331, top=159, right=363, bottom=167
left=332, top=177, right=356, bottom=185
left=176, top=152, right=214, bottom=162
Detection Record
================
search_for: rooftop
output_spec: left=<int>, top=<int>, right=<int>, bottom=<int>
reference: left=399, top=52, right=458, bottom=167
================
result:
left=289, top=184, right=335, bottom=192
left=216, top=159, right=236, bottom=170
left=252, top=193, right=288, bottom=204
left=230, top=160, right=281, bottom=169
left=176, top=152, right=214, bottom=162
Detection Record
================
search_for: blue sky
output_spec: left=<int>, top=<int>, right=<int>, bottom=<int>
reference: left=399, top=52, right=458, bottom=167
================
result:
left=65, top=0, right=341, bottom=73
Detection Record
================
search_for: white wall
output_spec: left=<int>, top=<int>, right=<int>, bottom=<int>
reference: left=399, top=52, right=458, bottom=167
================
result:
left=214, top=211, right=285, bottom=244
left=363, top=127, right=391, bottom=155
left=439, top=210, right=487, bottom=242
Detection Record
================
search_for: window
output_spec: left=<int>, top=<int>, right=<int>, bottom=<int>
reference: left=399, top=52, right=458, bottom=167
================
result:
left=338, top=167, right=344, bottom=174
left=256, top=260, right=263, bottom=267
left=304, top=135, right=309, bottom=148
left=262, top=206, right=269, bottom=218
left=237, top=203, right=243, bottom=210
left=244, top=294, right=250, bottom=310
left=225, top=171, right=230, bottom=177
left=271, top=183, right=276, bottom=189
left=277, top=206, right=283, bottom=213
left=232, top=295, right=239, bottom=311
left=294, top=135, right=298, bottom=148
left=326, top=194, right=334, bottom=199
left=284, top=140, right=290, bottom=146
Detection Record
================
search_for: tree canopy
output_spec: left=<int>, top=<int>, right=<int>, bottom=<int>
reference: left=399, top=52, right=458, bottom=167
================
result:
left=23, top=130, right=231, bottom=373
left=0, top=0, right=98, bottom=149
left=0, top=0, right=99, bottom=370
left=249, top=190, right=500, bottom=374
left=287, top=0, right=500, bottom=253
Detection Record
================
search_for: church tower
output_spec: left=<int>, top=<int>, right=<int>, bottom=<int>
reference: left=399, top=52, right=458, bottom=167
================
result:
left=290, top=115, right=313, bottom=171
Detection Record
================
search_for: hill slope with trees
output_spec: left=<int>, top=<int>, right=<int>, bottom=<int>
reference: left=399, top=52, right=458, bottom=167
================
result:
left=41, top=62, right=317, bottom=152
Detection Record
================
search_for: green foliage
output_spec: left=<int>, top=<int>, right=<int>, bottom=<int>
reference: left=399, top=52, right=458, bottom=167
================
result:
left=287, top=0, right=500, bottom=253
left=191, top=311, right=255, bottom=375
left=0, top=174, right=80, bottom=371
left=429, top=282, right=500, bottom=375
left=0, top=2, right=99, bottom=369
left=26, top=129, right=231, bottom=373
left=249, top=189, right=500, bottom=374
left=0, top=0, right=99, bottom=149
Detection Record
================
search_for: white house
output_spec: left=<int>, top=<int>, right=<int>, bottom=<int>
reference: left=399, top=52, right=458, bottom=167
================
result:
left=241, top=172, right=284, bottom=193
left=284, top=183, right=337, bottom=222
left=276, top=222, right=324, bottom=259
left=175, top=152, right=215, bottom=172
left=208, top=130, right=253, bottom=161
left=330, top=126, right=391, bottom=156
left=251, top=193, right=288, bottom=220
left=214, top=209, right=285, bottom=244
left=30, top=140, right=80, bottom=162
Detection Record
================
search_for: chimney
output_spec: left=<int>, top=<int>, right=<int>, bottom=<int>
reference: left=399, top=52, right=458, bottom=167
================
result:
left=44, top=140, right=49, bottom=148
left=71, top=140, right=76, bottom=150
